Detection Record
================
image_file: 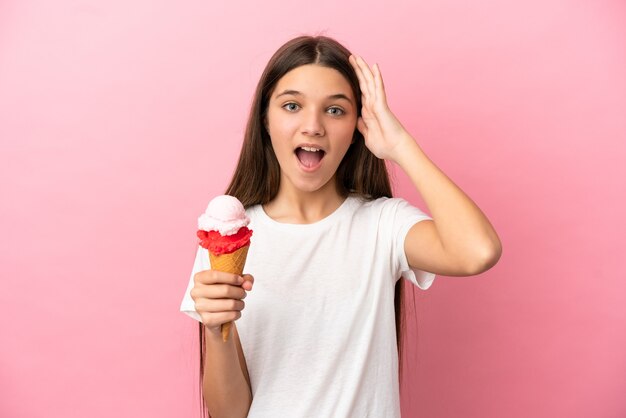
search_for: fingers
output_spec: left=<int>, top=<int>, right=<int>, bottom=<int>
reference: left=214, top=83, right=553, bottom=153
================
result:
left=201, top=311, right=242, bottom=332
left=241, top=280, right=253, bottom=291
left=372, top=63, right=387, bottom=105
left=349, top=55, right=370, bottom=103
left=191, top=270, right=254, bottom=330
left=194, top=295, right=244, bottom=330
left=349, top=54, right=367, bottom=96
left=242, top=273, right=254, bottom=285
left=191, top=282, right=247, bottom=300
left=349, top=54, right=386, bottom=106
left=195, top=297, right=245, bottom=313
left=191, top=270, right=254, bottom=300
left=194, top=269, right=244, bottom=286
left=349, top=54, right=375, bottom=100
left=360, top=57, right=377, bottom=101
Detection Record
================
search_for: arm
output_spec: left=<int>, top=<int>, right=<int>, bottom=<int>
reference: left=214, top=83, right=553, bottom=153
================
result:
left=203, top=323, right=252, bottom=418
left=395, top=136, right=502, bottom=276
left=349, top=54, right=502, bottom=276
left=233, top=323, right=251, bottom=389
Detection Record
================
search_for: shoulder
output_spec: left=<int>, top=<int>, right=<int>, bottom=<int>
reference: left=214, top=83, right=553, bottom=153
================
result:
left=343, top=196, right=431, bottom=237
left=245, top=203, right=261, bottom=218
left=352, top=195, right=419, bottom=217
left=243, top=204, right=263, bottom=231
left=347, top=194, right=394, bottom=210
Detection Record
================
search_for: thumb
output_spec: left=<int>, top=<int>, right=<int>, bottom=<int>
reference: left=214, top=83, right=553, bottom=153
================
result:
left=242, top=274, right=254, bottom=290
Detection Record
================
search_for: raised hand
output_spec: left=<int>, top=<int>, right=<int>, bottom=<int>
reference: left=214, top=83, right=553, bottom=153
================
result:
left=348, top=54, right=414, bottom=162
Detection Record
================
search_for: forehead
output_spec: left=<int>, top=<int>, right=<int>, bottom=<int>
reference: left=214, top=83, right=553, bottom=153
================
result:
left=273, top=64, right=354, bottom=101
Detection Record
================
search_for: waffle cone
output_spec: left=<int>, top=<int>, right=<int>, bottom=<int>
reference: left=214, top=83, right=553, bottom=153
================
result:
left=209, top=244, right=250, bottom=342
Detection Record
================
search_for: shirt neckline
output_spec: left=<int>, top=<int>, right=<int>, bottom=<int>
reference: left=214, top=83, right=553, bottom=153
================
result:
left=253, top=194, right=357, bottom=230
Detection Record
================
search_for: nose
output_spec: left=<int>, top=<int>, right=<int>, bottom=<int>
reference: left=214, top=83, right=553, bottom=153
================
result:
left=301, top=109, right=325, bottom=137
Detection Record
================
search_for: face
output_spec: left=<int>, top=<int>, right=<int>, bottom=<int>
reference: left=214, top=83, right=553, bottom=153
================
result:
left=264, top=64, right=358, bottom=195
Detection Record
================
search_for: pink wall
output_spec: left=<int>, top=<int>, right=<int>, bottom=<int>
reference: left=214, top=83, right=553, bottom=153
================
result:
left=1, top=1, right=625, bottom=417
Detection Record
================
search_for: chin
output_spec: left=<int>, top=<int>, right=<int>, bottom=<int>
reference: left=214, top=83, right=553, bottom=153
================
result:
left=291, top=175, right=334, bottom=194
left=294, top=182, right=326, bottom=194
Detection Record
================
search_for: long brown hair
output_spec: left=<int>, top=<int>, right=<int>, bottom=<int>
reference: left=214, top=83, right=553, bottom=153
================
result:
left=198, top=34, right=415, bottom=416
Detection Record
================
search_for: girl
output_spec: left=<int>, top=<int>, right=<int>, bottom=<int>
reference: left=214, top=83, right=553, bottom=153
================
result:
left=180, top=35, right=501, bottom=417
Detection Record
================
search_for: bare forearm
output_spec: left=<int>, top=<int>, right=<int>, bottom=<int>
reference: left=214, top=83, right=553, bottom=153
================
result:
left=393, top=134, right=502, bottom=268
left=203, top=326, right=252, bottom=418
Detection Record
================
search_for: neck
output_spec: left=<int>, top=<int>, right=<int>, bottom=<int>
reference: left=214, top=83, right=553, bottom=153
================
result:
left=263, top=177, right=347, bottom=224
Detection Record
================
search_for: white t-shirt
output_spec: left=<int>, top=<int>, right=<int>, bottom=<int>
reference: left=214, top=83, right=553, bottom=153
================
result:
left=179, top=194, right=436, bottom=417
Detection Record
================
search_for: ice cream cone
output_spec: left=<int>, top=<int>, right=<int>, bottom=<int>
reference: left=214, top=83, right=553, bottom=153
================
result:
left=208, top=244, right=250, bottom=342
left=197, top=195, right=252, bottom=343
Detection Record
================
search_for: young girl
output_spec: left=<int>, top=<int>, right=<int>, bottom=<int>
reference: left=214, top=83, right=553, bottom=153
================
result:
left=180, top=35, right=501, bottom=418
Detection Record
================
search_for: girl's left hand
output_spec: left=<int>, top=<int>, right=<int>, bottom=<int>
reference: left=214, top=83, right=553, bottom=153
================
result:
left=349, top=54, right=413, bottom=162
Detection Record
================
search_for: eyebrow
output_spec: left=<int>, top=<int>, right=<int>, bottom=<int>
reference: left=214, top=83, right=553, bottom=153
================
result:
left=274, top=89, right=352, bottom=103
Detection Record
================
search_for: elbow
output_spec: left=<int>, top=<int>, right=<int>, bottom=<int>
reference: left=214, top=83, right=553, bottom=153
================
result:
left=467, top=243, right=502, bottom=275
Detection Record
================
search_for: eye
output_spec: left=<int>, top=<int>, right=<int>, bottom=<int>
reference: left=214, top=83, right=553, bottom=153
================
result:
left=282, top=103, right=345, bottom=116
left=328, top=107, right=345, bottom=116
left=282, top=102, right=300, bottom=112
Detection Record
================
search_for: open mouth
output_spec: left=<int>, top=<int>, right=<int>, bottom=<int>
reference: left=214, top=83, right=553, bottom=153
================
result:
left=294, top=146, right=326, bottom=170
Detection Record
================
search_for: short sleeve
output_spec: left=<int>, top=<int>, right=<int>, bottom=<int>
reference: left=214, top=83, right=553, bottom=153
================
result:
left=389, top=198, right=436, bottom=290
left=179, top=245, right=210, bottom=322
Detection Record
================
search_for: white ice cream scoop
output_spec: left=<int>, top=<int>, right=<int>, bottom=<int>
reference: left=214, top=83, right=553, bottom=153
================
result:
left=198, top=194, right=250, bottom=236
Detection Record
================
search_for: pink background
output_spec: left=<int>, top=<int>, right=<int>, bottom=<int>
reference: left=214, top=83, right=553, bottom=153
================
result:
left=1, top=1, right=625, bottom=417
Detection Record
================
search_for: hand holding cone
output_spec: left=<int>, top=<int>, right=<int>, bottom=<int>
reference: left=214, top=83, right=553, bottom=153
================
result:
left=197, top=195, right=253, bottom=342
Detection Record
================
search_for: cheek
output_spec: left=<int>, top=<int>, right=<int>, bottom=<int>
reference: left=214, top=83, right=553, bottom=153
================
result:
left=338, top=124, right=357, bottom=146
left=341, top=117, right=358, bottom=136
left=268, top=118, right=298, bottom=143
left=269, top=134, right=294, bottom=164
